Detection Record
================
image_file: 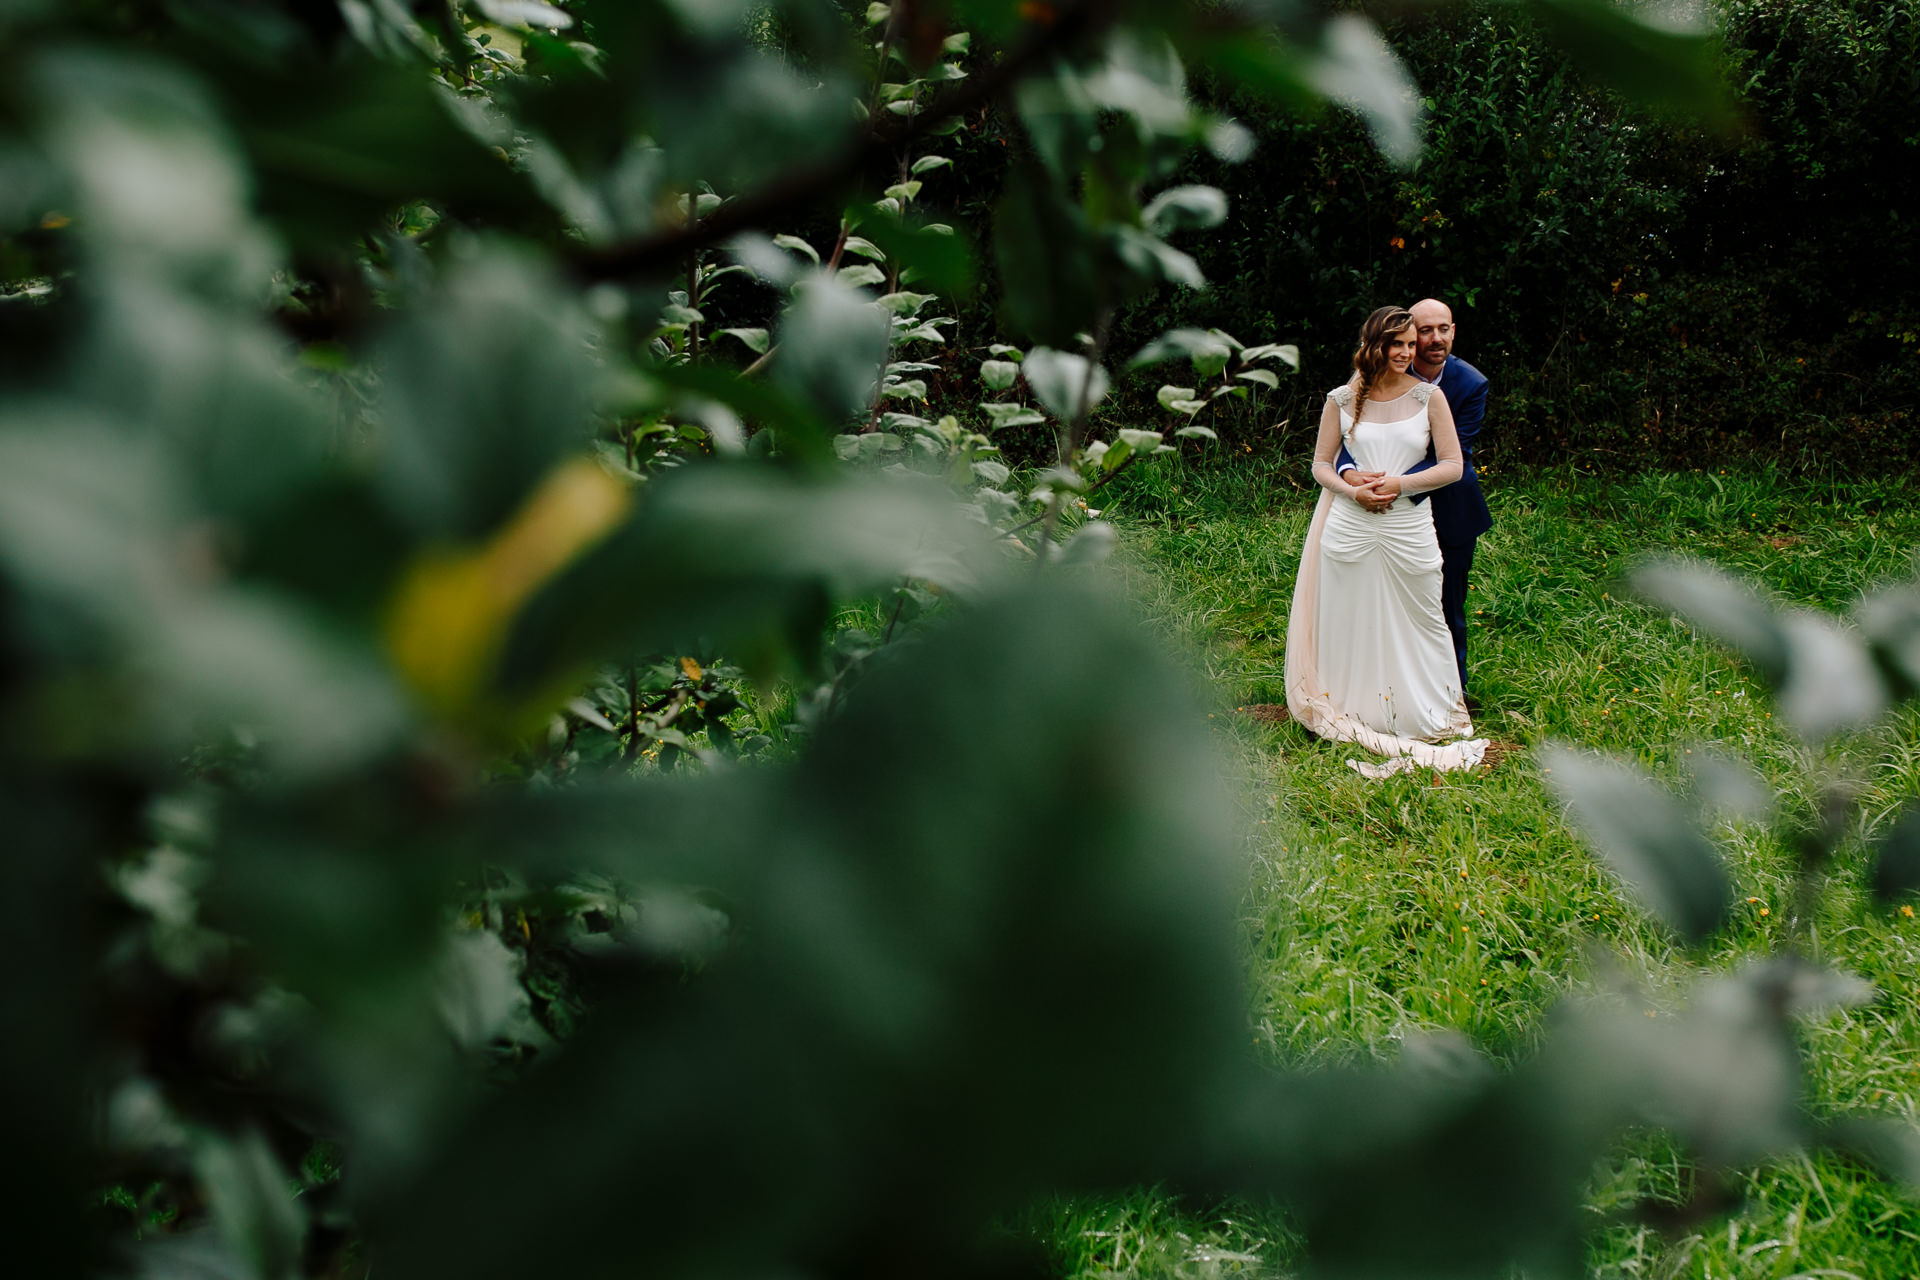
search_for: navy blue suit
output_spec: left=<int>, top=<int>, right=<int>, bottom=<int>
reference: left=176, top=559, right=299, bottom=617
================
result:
left=1337, top=356, right=1491, bottom=690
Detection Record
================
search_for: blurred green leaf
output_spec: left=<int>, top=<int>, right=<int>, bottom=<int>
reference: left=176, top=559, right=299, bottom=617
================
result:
left=0, top=412, right=182, bottom=619
left=1241, top=342, right=1301, bottom=368
left=1856, top=583, right=1920, bottom=700
left=994, top=165, right=1098, bottom=347
left=474, top=1, right=575, bottom=29
left=1055, top=521, right=1116, bottom=565
left=374, top=247, right=599, bottom=541
left=499, top=467, right=989, bottom=690
left=1012, top=60, right=1099, bottom=180
left=1632, top=558, right=1885, bottom=739
left=1546, top=961, right=1806, bottom=1168
left=1524, top=0, right=1737, bottom=128
left=234, top=57, right=549, bottom=247
left=1542, top=745, right=1731, bottom=943
left=1772, top=609, right=1887, bottom=740
left=851, top=208, right=976, bottom=298
left=643, top=360, right=831, bottom=458
left=1082, top=26, right=1197, bottom=140
left=773, top=277, right=889, bottom=422
left=1870, top=802, right=1920, bottom=903
left=1822, top=1116, right=1920, bottom=1193
left=377, top=583, right=1249, bottom=1278
left=1021, top=347, right=1111, bottom=423
left=1304, top=14, right=1423, bottom=167
left=210, top=803, right=453, bottom=1002
left=1106, top=224, right=1205, bottom=289
left=193, top=1128, right=305, bottom=1280
left=1229, top=1039, right=1590, bottom=1278
left=1130, top=327, right=1233, bottom=373
left=1142, top=184, right=1228, bottom=235
left=1630, top=557, right=1789, bottom=683
left=435, top=931, right=541, bottom=1051
left=79, top=284, right=333, bottom=525
left=1681, top=748, right=1772, bottom=824
left=148, top=590, right=409, bottom=777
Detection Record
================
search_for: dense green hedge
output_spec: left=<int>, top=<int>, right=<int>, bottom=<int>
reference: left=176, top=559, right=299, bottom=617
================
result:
left=1104, top=0, right=1920, bottom=471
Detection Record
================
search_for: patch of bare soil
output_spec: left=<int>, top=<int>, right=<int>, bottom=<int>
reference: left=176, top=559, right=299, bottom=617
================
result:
left=1479, top=739, right=1521, bottom=772
left=1240, top=703, right=1291, bottom=725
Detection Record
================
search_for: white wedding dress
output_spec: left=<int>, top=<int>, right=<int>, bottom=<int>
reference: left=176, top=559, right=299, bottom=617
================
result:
left=1284, top=383, right=1486, bottom=776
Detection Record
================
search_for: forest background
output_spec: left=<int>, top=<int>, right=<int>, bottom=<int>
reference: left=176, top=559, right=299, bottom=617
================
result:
left=879, top=0, right=1920, bottom=471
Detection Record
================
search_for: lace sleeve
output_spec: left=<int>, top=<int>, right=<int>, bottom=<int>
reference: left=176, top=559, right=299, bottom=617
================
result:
left=1395, top=386, right=1462, bottom=495
left=1326, top=385, right=1357, bottom=446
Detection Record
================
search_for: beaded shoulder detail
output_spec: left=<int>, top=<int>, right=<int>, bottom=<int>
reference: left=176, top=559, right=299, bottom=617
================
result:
left=1326, top=383, right=1358, bottom=445
left=1408, top=382, right=1435, bottom=405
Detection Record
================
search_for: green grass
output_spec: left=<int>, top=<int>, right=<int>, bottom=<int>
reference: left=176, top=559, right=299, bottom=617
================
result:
left=1052, top=458, right=1920, bottom=1278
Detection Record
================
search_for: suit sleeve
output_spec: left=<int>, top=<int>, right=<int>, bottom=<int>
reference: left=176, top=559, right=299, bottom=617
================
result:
left=1403, top=453, right=1438, bottom=506
left=1451, top=376, right=1489, bottom=457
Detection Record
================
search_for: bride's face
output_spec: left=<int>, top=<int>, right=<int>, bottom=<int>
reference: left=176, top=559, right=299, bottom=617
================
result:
left=1385, top=327, right=1416, bottom=374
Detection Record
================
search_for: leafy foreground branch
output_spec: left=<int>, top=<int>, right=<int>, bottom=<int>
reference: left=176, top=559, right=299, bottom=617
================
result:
left=61, top=571, right=1920, bottom=1280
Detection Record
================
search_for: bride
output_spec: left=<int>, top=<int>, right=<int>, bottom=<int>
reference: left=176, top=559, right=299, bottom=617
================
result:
left=1283, top=306, right=1487, bottom=775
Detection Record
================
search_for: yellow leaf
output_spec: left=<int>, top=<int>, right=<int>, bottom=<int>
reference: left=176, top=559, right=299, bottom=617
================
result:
left=680, top=656, right=704, bottom=682
left=386, top=457, right=631, bottom=711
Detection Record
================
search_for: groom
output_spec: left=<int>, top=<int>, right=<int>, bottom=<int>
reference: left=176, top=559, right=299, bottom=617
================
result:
left=1339, top=298, right=1493, bottom=697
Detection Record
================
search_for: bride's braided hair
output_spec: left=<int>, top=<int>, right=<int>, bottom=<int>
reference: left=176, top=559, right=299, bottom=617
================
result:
left=1349, top=305, right=1415, bottom=425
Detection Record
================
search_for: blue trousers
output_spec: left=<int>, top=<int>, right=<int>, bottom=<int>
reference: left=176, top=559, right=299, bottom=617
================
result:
left=1440, top=538, right=1476, bottom=693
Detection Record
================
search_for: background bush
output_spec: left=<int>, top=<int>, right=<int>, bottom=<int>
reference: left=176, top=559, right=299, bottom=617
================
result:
left=1093, top=0, right=1920, bottom=470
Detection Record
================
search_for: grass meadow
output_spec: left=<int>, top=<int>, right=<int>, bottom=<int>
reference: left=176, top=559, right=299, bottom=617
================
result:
left=1040, top=459, right=1920, bottom=1278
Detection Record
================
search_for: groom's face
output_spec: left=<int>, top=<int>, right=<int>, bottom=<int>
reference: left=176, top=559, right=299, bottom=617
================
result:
left=1411, top=303, right=1454, bottom=372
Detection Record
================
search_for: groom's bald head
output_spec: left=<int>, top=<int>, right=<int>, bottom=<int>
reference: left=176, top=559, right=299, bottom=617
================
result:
left=1410, top=298, right=1455, bottom=377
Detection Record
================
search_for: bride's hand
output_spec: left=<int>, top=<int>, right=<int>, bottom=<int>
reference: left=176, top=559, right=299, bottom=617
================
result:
left=1352, top=479, right=1394, bottom=513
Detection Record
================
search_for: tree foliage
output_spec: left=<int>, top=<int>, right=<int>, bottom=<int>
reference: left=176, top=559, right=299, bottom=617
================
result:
left=1149, top=0, right=1920, bottom=469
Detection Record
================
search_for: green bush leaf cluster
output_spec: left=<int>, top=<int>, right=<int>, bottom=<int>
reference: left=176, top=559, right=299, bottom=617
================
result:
left=1134, top=0, right=1920, bottom=468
